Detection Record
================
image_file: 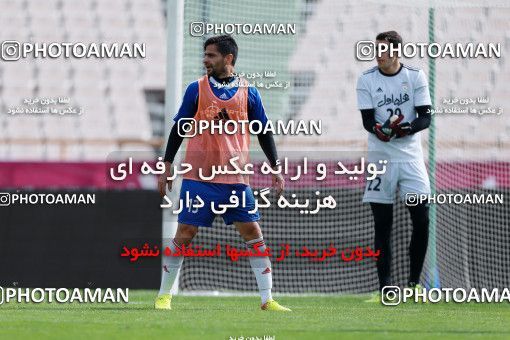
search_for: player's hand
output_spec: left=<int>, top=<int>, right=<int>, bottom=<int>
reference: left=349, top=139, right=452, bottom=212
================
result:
left=373, top=123, right=391, bottom=142
left=381, top=113, right=404, bottom=135
left=158, top=162, right=173, bottom=197
left=394, top=122, right=412, bottom=138
left=389, top=113, right=405, bottom=130
left=272, top=173, right=285, bottom=197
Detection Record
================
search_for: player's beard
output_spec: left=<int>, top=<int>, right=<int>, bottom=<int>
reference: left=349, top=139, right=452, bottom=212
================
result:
left=207, top=63, right=229, bottom=79
left=205, top=65, right=213, bottom=76
left=377, top=58, right=390, bottom=69
left=207, top=67, right=220, bottom=78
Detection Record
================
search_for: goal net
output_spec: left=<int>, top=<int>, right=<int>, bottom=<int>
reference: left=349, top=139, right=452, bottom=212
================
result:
left=169, top=0, right=510, bottom=293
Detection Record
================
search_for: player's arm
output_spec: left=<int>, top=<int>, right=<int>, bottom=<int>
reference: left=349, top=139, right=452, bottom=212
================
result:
left=257, top=132, right=278, bottom=167
left=360, top=108, right=391, bottom=141
left=357, top=75, right=391, bottom=142
left=360, top=109, right=377, bottom=134
left=249, top=87, right=284, bottom=196
left=394, top=105, right=431, bottom=138
left=158, top=82, right=199, bottom=197
left=395, top=69, right=432, bottom=138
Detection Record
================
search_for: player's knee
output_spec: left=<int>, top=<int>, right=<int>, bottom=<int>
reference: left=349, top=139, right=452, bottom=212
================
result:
left=374, top=233, right=391, bottom=251
left=236, top=221, right=262, bottom=240
left=408, top=203, right=430, bottom=229
left=373, top=215, right=393, bottom=239
left=246, top=227, right=262, bottom=240
left=175, top=224, right=199, bottom=244
left=371, top=203, right=393, bottom=229
left=419, top=214, right=430, bottom=228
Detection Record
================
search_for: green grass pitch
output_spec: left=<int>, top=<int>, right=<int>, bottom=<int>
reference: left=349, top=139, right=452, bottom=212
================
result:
left=0, top=290, right=508, bottom=339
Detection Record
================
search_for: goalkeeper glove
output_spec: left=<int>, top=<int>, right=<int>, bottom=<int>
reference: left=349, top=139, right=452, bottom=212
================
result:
left=383, top=113, right=404, bottom=134
left=374, top=114, right=404, bottom=142
left=395, top=122, right=412, bottom=138
left=373, top=123, right=391, bottom=142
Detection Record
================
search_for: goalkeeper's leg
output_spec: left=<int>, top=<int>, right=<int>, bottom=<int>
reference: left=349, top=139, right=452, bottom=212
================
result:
left=155, top=223, right=198, bottom=310
left=371, top=203, right=394, bottom=290
left=407, top=203, right=429, bottom=286
left=364, top=203, right=394, bottom=303
left=234, top=221, right=291, bottom=311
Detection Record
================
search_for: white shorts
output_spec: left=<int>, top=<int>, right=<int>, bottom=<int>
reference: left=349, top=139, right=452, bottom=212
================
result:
left=363, top=160, right=431, bottom=204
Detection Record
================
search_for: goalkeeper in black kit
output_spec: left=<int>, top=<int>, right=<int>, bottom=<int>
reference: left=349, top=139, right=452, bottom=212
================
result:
left=356, top=31, right=432, bottom=302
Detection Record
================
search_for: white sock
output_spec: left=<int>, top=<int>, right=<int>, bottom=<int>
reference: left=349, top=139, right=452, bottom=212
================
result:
left=260, top=289, right=272, bottom=304
left=246, top=237, right=273, bottom=304
left=158, top=239, right=183, bottom=296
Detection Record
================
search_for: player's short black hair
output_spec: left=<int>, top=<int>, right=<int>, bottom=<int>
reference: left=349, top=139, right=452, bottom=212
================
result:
left=376, top=31, right=402, bottom=48
left=204, top=35, right=238, bottom=66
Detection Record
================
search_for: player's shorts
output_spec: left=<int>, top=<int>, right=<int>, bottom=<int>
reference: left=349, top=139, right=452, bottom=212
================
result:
left=177, top=179, right=260, bottom=228
left=363, top=160, right=430, bottom=204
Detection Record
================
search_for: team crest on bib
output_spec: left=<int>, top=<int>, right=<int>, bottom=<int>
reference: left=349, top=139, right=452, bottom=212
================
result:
left=401, top=82, right=409, bottom=92
left=204, top=104, right=221, bottom=119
